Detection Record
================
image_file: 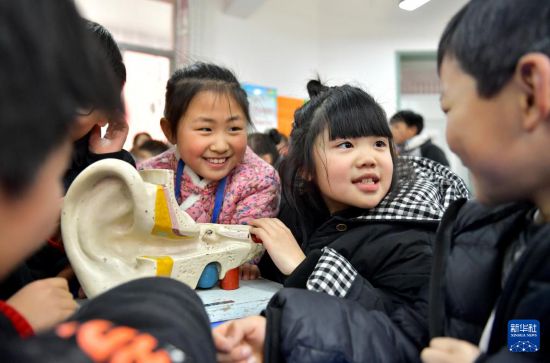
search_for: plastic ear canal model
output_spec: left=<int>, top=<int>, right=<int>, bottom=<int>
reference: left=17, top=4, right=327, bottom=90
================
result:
left=61, top=159, right=264, bottom=297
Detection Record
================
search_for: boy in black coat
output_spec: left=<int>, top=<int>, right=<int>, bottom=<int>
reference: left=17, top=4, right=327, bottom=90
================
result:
left=0, top=20, right=135, bottom=303
left=0, top=0, right=215, bottom=361
left=422, top=0, right=550, bottom=362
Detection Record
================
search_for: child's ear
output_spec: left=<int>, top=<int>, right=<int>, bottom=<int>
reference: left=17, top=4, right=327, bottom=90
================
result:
left=160, top=117, right=176, bottom=144
left=515, top=53, right=550, bottom=131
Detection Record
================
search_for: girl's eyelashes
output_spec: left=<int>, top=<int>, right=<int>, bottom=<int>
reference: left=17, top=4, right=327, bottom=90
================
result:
left=333, top=138, right=388, bottom=149
left=196, top=127, right=212, bottom=132
left=228, top=126, right=244, bottom=132
left=336, top=141, right=354, bottom=149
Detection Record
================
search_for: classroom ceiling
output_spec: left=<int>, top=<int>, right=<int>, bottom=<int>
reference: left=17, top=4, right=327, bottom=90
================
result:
left=222, top=0, right=469, bottom=38
left=317, top=0, right=469, bottom=36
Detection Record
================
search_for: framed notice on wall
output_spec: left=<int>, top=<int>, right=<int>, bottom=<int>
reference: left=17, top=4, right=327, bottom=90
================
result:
left=242, top=83, right=278, bottom=132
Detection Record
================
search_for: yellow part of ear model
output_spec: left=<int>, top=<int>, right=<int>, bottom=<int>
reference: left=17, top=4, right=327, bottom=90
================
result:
left=138, top=256, right=174, bottom=277
left=151, top=185, right=192, bottom=239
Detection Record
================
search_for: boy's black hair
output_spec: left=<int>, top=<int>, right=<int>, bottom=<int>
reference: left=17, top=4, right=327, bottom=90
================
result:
left=281, top=79, right=401, bottom=228
left=163, top=62, right=252, bottom=136
left=0, top=0, right=122, bottom=197
left=390, top=110, right=424, bottom=135
left=248, top=133, right=279, bottom=165
left=139, top=139, right=169, bottom=156
left=266, top=128, right=288, bottom=145
left=133, top=131, right=152, bottom=146
left=438, top=0, right=550, bottom=97
left=86, top=20, right=127, bottom=91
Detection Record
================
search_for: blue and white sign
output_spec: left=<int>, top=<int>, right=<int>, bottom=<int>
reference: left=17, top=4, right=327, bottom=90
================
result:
left=508, top=320, right=540, bottom=353
left=242, top=83, right=278, bottom=132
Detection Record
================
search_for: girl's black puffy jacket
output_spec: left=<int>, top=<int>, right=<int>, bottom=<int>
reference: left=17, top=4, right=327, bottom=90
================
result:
left=260, top=157, right=470, bottom=363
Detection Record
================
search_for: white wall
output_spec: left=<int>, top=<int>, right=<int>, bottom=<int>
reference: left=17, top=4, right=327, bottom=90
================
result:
left=74, top=0, right=173, bottom=50
left=316, top=0, right=468, bottom=117
left=187, top=0, right=320, bottom=98
left=317, top=37, right=435, bottom=116
left=312, top=0, right=470, bottom=185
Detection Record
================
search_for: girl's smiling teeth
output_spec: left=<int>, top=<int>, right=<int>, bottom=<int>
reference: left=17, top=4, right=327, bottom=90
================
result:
left=205, top=157, right=228, bottom=164
left=352, top=176, right=380, bottom=184
left=353, top=175, right=381, bottom=193
left=360, top=178, right=375, bottom=184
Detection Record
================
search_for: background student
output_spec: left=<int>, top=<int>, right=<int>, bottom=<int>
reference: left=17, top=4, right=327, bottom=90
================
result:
left=390, top=110, right=449, bottom=166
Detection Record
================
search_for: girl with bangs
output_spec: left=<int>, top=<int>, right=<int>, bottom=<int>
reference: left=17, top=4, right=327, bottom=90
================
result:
left=214, top=79, right=470, bottom=363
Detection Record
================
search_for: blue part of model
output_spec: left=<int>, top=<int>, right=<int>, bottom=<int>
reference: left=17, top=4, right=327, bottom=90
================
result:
left=197, top=262, right=219, bottom=289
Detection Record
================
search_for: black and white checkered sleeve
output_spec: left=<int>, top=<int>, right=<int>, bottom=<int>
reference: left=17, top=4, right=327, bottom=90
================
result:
left=306, top=247, right=358, bottom=298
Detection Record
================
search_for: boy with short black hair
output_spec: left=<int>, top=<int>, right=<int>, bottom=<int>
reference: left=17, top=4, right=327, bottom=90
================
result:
left=390, top=110, right=449, bottom=166
left=422, top=0, right=550, bottom=362
left=0, top=17, right=137, bottom=333
left=0, top=0, right=215, bottom=361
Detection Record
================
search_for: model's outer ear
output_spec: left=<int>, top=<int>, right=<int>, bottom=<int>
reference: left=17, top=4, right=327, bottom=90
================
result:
left=160, top=117, right=176, bottom=144
left=516, top=53, right=550, bottom=130
left=62, top=159, right=264, bottom=297
left=61, top=159, right=166, bottom=297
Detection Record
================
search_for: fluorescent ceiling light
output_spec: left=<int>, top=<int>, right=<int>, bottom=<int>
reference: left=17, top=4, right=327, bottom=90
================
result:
left=399, top=0, right=432, bottom=11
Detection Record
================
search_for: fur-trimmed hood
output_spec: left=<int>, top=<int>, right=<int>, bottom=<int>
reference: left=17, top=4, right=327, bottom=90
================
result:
left=402, top=132, right=438, bottom=152
left=356, top=156, right=470, bottom=222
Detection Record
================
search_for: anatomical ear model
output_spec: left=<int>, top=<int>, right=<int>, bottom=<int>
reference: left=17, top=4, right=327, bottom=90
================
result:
left=61, top=159, right=264, bottom=298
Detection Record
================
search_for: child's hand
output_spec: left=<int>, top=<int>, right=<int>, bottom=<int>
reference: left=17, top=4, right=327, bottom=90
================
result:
left=213, top=316, right=266, bottom=363
left=7, top=278, right=78, bottom=333
left=240, top=263, right=260, bottom=280
left=249, top=218, right=305, bottom=276
left=421, top=337, right=481, bottom=363
left=88, top=114, right=129, bottom=154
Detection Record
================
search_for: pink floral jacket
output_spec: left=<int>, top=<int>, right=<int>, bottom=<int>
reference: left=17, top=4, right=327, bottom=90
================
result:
left=138, top=147, right=281, bottom=224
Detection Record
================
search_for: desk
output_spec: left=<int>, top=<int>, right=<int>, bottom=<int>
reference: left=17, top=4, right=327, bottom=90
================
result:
left=196, top=279, right=282, bottom=323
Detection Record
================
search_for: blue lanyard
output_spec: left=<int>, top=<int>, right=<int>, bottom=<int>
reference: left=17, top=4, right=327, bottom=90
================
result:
left=175, top=159, right=227, bottom=223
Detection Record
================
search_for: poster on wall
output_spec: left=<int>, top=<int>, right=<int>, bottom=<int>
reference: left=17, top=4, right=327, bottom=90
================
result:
left=242, top=83, right=277, bottom=132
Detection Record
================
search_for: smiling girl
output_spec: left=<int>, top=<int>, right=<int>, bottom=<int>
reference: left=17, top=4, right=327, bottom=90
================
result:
left=139, top=63, right=280, bottom=225
left=139, top=63, right=281, bottom=285
left=216, top=79, right=471, bottom=361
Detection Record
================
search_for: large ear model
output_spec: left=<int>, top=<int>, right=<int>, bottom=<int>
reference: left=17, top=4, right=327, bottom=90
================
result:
left=62, top=159, right=263, bottom=297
